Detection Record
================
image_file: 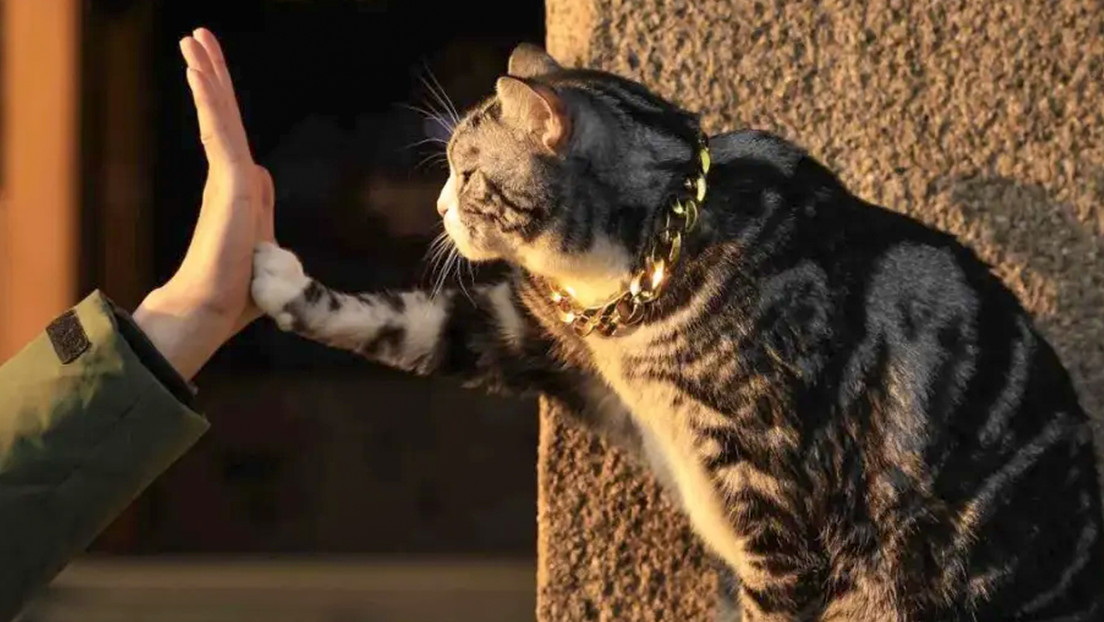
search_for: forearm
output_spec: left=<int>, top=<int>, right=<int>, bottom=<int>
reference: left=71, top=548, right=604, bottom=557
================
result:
left=132, top=286, right=239, bottom=381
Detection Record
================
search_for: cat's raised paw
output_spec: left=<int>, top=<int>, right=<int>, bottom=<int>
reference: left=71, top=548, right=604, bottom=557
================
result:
left=252, top=242, right=310, bottom=330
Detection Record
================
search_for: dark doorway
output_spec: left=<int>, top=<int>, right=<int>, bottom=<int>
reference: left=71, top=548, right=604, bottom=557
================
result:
left=83, top=0, right=543, bottom=559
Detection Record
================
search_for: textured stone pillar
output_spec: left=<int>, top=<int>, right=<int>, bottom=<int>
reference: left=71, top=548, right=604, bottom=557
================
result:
left=539, top=0, right=1104, bottom=620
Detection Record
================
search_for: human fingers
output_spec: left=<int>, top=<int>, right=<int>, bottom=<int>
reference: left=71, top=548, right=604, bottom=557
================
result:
left=180, top=35, right=251, bottom=164
left=192, top=28, right=243, bottom=122
left=255, top=165, right=276, bottom=243
left=183, top=63, right=241, bottom=165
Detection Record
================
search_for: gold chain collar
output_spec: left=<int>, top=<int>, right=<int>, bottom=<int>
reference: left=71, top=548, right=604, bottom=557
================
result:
left=547, top=137, right=711, bottom=337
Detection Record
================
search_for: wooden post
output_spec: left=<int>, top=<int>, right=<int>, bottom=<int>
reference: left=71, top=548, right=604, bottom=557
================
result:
left=81, top=1, right=154, bottom=311
left=0, top=0, right=82, bottom=361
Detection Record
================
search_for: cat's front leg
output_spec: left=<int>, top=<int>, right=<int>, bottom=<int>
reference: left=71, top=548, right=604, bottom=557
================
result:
left=541, top=374, right=689, bottom=507
left=251, top=241, right=556, bottom=393
left=250, top=244, right=681, bottom=479
left=251, top=241, right=451, bottom=373
left=251, top=241, right=522, bottom=378
left=715, top=564, right=742, bottom=622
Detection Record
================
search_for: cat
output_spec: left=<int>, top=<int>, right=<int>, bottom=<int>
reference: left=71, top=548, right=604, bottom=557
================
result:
left=251, top=44, right=1104, bottom=621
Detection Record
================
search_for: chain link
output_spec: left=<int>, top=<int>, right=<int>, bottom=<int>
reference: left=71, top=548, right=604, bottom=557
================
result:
left=548, top=139, right=711, bottom=337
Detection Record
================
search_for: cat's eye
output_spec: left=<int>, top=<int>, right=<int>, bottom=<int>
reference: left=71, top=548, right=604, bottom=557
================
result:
left=460, top=170, right=474, bottom=185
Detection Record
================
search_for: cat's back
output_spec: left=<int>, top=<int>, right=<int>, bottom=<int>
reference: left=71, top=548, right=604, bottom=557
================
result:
left=707, top=130, right=1104, bottom=619
left=832, top=216, right=1104, bottom=620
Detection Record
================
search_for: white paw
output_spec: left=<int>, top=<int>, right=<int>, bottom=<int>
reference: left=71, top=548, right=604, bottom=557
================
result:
left=252, top=242, right=310, bottom=331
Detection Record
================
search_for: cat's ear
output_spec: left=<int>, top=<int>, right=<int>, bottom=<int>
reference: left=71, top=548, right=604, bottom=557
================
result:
left=507, top=43, right=561, bottom=78
left=495, top=76, right=571, bottom=153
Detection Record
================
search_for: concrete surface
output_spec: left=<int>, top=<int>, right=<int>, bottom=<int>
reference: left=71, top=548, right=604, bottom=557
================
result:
left=21, top=558, right=534, bottom=622
left=540, top=0, right=1104, bottom=619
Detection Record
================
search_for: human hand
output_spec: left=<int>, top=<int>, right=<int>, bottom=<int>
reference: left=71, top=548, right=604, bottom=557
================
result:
left=133, top=28, right=274, bottom=381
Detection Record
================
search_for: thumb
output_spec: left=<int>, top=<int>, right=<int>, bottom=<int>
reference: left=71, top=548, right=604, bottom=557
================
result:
left=254, top=165, right=276, bottom=243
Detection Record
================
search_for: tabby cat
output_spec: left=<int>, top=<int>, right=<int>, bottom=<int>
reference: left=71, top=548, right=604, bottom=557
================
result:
left=251, top=44, right=1104, bottom=621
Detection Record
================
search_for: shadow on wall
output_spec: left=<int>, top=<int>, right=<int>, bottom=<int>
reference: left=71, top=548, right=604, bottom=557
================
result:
left=948, top=175, right=1104, bottom=424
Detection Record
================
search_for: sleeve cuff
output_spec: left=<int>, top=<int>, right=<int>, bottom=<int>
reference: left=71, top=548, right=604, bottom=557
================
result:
left=104, top=296, right=199, bottom=409
left=0, top=290, right=209, bottom=621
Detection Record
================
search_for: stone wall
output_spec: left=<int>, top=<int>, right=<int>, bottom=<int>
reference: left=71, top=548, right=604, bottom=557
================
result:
left=539, top=0, right=1104, bottom=619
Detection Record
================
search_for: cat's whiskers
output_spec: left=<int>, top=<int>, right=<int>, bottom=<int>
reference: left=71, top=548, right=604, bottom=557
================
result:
left=423, top=229, right=454, bottom=286
left=425, top=233, right=476, bottom=305
left=418, top=67, right=461, bottom=127
left=429, top=253, right=450, bottom=300
left=453, top=249, right=476, bottom=305
left=399, top=103, right=455, bottom=138
left=426, top=240, right=447, bottom=277
left=404, top=136, right=449, bottom=150
left=432, top=242, right=454, bottom=280
left=414, top=151, right=449, bottom=171
left=437, top=245, right=472, bottom=305
left=439, top=252, right=460, bottom=301
left=427, top=228, right=461, bottom=302
left=402, top=70, right=462, bottom=180
left=464, top=259, right=476, bottom=293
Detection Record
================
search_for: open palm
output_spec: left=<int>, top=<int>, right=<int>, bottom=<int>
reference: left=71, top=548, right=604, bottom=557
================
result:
left=176, top=28, right=274, bottom=329
left=134, top=28, right=274, bottom=379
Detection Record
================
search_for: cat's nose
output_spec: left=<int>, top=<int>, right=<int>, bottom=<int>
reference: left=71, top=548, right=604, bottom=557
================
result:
left=436, top=174, right=456, bottom=217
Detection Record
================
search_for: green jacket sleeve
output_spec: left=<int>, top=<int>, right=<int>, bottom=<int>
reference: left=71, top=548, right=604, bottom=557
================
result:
left=0, top=291, right=209, bottom=621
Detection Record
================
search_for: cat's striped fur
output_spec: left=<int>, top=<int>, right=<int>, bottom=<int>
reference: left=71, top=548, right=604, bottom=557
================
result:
left=252, top=45, right=1104, bottom=620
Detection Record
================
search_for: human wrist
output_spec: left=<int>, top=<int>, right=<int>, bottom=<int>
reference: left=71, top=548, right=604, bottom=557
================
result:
left=132, top=285, right=235, bottom=380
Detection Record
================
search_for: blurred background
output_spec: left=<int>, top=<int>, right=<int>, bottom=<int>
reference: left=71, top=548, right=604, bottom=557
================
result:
left=1, top=1, right=544, bottom=620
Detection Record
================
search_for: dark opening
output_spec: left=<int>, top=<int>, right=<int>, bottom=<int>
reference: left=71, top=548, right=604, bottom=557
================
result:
left=84, top=0, right=543, bottom=559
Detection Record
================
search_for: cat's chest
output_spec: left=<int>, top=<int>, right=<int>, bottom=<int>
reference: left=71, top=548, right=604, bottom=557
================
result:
left=524, top=280, right=768, bottom=574
left=583, top=329, right=756, bottom=573
left=581, top=318, right=720, bottom=425
left=587, top=337, right=680, bottom=425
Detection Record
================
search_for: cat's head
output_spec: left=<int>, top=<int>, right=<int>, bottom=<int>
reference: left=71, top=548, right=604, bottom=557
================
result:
left=437, top=44, right=701, bottom=305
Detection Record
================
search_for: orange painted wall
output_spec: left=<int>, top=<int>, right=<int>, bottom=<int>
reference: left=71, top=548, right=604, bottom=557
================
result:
left=0, top=0, right=81, bottom=361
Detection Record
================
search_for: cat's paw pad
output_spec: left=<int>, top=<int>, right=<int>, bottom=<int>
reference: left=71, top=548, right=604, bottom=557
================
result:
left=252, top=242, right=309, bottom=330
